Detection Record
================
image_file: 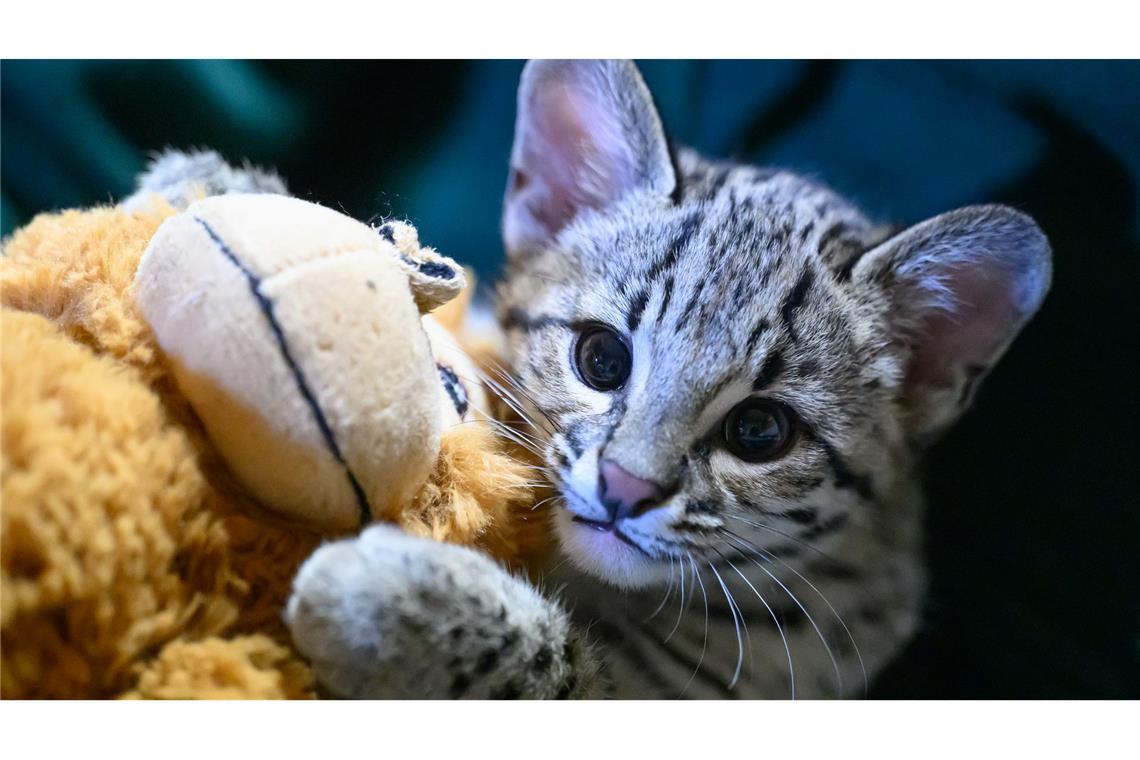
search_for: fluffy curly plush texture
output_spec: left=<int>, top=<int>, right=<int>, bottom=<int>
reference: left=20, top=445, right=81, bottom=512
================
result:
left=0, top=202, right=543, bottom=698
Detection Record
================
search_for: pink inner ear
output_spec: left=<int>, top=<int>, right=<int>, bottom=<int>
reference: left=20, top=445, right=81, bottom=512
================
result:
left=522, top=81, right=640, bottom=232
left=906, top=260, right=1024, bottom=390
left=519, top=84, right=598, bottom=233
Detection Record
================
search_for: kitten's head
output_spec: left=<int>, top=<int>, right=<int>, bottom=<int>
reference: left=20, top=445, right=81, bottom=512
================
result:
left=498, top=60, right=1051, bottom=588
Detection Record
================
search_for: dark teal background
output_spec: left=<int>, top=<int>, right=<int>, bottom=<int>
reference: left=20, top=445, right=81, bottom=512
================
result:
left=3, top=60, right=1138, bottom=697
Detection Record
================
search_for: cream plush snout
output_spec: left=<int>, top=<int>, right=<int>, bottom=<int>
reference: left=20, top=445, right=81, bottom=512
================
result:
left=134, top=194, right=467, bottom=530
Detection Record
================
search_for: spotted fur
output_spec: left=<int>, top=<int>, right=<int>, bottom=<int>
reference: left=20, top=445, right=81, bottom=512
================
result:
left=485, top=60, right=1051, bottom=698
left=172, top=61, right=1049, bottom=699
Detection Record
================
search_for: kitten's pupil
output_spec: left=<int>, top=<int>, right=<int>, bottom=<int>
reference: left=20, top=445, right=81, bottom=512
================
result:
left=737, top=409, right=778, bottom=447
left=724, top=400, right=793, bottom=462
left=575, top=327, right=631, bottom=391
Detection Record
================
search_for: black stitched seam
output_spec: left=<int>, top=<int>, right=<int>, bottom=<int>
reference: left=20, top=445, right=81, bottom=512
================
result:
left=193, top=216, right=372, bottom=527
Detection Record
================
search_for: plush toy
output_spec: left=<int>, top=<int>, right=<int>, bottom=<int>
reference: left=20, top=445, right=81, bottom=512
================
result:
left=0, top=161, right=546, bottom=698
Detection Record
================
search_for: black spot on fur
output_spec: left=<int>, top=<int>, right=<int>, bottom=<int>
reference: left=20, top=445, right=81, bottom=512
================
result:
left=686, top=499, right=717, bottom=515
left=648, top=213, right=700, bottom=281
left=814, top=561, right=861, bottom=582
left=562, top=640, right=576, bottom=669
left=745, top=318, right=770, bottom=354
left=377, top=223, right=396, bottom=243
left=449, top=673, right=471, bottom=698
left=771, top=602, right=808, bottom=630
left=564, top=420, right=588, bottom=459
left=817, top=438, right=875, bottom=500
left=501, top=630, right=519, bottom=653
left=673, top=520, right=717, bottom=534
left=781, top=267, right=814, bottom=339
left=627, top=288, right=650, bottom=332
left=632, top=618, right=739, bottom=698
left=679, top=284, right=703, bottom=328
left=753, top=350, right=786, bottom=390
left=799, top=513, right=850, bottom=540
left=766, top=543, right=803, bottom=559
left=533, top=647, right=553, bottom=674
left=691, top=439, right=712, bottom=464
left=475, top=648, right=500, bottom=675
left=491, top=681, right=523, bottom=700
left=666, top=139, right=685, bottom=204
left=707, top=166, right=733, bottom=198
left=778, top=507, right=819, bottom=525
left=834, top=245, right=870, bottom=282
left=732, top=277, right=747, bottom=307
left=502, top=308, right=573, bottom=333
left=656, top=274, right=675, bottom=326
left=815, top=221, right=848, bottom=259
left=797, top=220, right=816, bottom=246
left=790, top=474, right=825, bottom=493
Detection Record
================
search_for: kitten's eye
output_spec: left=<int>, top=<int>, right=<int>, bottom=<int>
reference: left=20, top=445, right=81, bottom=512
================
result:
left=723, top=399, right=795, bottom=462
left=574, top=325, right=631, bottom=391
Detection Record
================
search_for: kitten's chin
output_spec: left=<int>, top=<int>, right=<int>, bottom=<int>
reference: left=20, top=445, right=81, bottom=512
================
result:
left=553, top=509, right=670, bottom=590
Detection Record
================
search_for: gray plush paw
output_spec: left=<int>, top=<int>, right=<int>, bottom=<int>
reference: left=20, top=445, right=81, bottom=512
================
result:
left=122, top=148, right=287, bottom=212
left=285, top=524, right=591, bottom=699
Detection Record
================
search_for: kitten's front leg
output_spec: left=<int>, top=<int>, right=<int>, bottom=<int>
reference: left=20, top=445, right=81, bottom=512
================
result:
left=286, top=525, right=604, bottom=699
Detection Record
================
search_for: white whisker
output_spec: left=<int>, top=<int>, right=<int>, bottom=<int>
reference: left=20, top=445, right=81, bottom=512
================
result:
left=726, top=513, right=843, bottom=564
left=722, top=531, right=841, bottom=694
left=528, top=494, right=562, bottom=512
left=643, top=556, right=676, bottom=623
left=706, top=561, right=745, bottom=689
left=679, top=554, right=711, bottom=698
left=725, top=528, right=868, bottom=696
left=664, top=553, right=687, bottom=643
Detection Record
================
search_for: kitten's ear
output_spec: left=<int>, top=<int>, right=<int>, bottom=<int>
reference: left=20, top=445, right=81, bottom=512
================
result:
left=853, top=205, right=1051, bottom=441
left=502, top=59, right=676, bottom=255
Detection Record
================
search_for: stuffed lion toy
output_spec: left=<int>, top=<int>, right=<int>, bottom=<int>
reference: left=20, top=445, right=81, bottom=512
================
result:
left=0, top=152, right=549, bottom=699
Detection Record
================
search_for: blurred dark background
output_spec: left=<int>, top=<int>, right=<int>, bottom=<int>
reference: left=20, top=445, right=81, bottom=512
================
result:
left=2, top=60, right=1137, bottom=698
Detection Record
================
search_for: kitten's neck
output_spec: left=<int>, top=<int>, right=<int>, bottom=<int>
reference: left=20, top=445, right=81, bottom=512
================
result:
left=548, top=481, right=926, bottom=698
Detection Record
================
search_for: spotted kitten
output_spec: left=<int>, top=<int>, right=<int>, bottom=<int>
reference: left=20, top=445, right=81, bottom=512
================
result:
left=287, top=60, right=1051, bottom=698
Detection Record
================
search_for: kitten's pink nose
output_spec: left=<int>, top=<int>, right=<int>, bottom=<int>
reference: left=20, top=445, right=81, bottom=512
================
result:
left=598, top=459, right=668, bottom=522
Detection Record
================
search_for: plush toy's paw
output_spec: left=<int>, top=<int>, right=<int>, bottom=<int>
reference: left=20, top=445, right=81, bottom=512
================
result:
left=285, top=525, right=602, bottom=698
left=122, top=149, right=287, bottom=213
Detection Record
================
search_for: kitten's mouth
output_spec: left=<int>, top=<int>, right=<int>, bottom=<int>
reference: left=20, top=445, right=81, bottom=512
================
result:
left=571, top=516, right=651, bottom=557
left=555, top=509, right=669, bottom=589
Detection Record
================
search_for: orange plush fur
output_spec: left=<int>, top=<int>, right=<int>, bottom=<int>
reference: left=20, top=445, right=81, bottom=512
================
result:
left=0, top=203, right=544, bottom=698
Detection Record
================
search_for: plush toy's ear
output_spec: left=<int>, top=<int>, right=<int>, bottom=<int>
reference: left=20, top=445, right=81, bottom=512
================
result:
left=502, top=59, right=676, bottom=256
left=376, top=221, right=466, bottom=313
left=852, top=204, right=1051, bottom=441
